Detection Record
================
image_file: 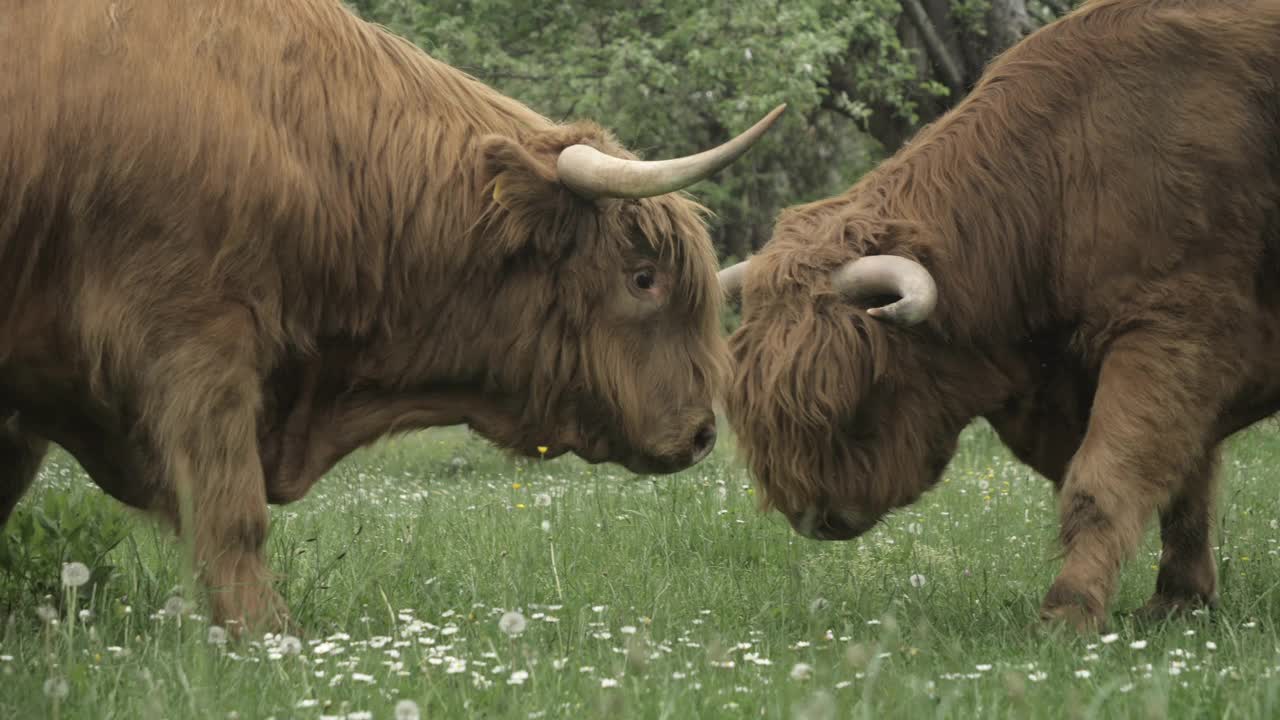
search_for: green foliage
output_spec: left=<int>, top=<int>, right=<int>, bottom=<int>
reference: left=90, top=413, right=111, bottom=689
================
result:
left=345, top=0, right=936, bottom=260
left=950, top=0, right=993, bottom=38
left=0, top=487, right=132, bottom=606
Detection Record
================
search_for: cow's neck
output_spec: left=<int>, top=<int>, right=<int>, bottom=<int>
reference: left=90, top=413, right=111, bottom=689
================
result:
left=861, top=104, right=1063, bottom=349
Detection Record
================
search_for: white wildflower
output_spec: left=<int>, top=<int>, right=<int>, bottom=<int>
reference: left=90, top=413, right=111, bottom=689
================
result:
left=1130, top=640, right=1148, bottom=650
left=600, top=678, right=619, bottom=688
left=1074, top=669, right=1091, bottom=679
left=61, top=562, right=90, bottom=588
left=1206, top=641, right=1218, bottom=651
left=508, top=669, right=529, bottom=685
left=620, top=625, right=637, bottom=635
left=295, top=699, right=319, bottom=709
left=1100, top=633, right=1119, bottom=644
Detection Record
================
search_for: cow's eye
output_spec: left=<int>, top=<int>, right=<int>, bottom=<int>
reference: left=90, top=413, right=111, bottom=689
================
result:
left=632, top=269, right=656, bottom=291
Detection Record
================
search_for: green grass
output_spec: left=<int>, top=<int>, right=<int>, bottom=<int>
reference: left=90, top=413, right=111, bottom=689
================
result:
left=5, top=420, right=1280, bottom=718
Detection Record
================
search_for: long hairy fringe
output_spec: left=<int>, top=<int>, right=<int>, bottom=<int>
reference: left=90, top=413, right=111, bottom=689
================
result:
left=726, top=0, right=1280, bottom=517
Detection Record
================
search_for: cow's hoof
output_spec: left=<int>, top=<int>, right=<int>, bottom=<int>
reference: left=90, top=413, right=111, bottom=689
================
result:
left=1038, top=603, right=1105, bottom=635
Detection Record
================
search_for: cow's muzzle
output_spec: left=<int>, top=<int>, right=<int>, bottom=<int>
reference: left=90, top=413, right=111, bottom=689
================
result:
left=618, top=418, right=717, bottom=475
left=790, top=506, right=875, bottom=541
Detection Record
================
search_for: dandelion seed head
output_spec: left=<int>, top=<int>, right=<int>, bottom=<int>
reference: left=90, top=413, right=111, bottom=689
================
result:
left=61, top=562, right=90, bottom=588
left=207, top=625, right=228, bottom=646
left=394, top=699, right=421, bottom=720
left=163, top=596, right=187, bottom=618
left=909, top=573, right=927, bottom=588
left=43, top=677, right=69, bottom=700
left=499, top=611, right=528, bottom=637
left=790, top=662, right=814, bottom=681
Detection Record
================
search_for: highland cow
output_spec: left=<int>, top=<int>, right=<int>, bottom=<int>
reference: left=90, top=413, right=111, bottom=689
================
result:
left=720, top=0, right=1280, bottom=631
left=0, top=0, right=782, bottom=632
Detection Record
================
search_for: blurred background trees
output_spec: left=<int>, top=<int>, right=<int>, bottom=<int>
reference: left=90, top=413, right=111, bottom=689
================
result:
left=345, top=0, right=1077, bottom=264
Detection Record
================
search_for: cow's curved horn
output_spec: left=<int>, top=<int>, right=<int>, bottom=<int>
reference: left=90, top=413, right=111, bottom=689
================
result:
left=556, top=104, right=787, bottom=200
left=718, top=259, right=750, bottom=299
left=832, top=255, right=937, bottom=326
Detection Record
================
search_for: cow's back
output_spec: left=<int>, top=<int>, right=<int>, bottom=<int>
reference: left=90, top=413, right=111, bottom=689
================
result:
left=0, top=3, right=316, bottom=340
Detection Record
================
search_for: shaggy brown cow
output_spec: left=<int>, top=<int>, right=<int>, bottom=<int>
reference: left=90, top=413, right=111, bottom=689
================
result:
left=720, top=0, right=1280, bottom=631
left=0, top=1, right=782, bottom=632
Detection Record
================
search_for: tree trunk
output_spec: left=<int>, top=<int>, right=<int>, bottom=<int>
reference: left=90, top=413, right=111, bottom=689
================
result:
left=854, top=0, right=1044, bottom=153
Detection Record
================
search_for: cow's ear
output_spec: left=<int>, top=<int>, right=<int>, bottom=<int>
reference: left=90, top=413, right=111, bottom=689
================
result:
left=479, top=135, right=582, bottom=257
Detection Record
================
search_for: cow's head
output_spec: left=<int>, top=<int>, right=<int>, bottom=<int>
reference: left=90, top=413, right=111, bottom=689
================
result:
left=467, top=106, right=785, bottom=475
left=720, top=208, right=969, bottom=538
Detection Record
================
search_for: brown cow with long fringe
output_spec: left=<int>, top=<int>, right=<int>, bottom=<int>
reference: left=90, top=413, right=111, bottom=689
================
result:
left=721, top=0, right=1280, bottom=631
left=0, top=0, right=781, bottom=633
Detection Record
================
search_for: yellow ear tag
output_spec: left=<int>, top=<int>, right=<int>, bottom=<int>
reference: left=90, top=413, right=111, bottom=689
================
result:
left=492, top=175, right=510, bottom=209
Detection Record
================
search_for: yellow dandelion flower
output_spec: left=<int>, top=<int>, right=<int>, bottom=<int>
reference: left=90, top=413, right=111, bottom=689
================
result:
left=512, top=482, right=523, bottom=490
left=516, top=503, right=526, bottom=509
left=537, top=445, right=548, bottom=456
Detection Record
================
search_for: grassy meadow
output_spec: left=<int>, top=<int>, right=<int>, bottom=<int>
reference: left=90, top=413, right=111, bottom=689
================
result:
left=4, top=420, right=1280, bottom=718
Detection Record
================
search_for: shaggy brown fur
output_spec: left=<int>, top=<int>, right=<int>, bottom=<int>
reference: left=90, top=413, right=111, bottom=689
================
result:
left=0, top=1, right=730, bottom=632
left=727, top=0, right=1280, bottom=631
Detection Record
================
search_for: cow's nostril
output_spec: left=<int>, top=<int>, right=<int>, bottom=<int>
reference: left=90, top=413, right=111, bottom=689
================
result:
left=692, top=423, right=717, bottom=456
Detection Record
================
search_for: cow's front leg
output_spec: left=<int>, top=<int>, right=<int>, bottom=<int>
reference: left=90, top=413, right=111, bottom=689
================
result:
left=145, top=313, right=288, bottom=635
left=1039, top=334, right=1222, bottom=632
left=1137, top=451, right=1220, bottom=619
